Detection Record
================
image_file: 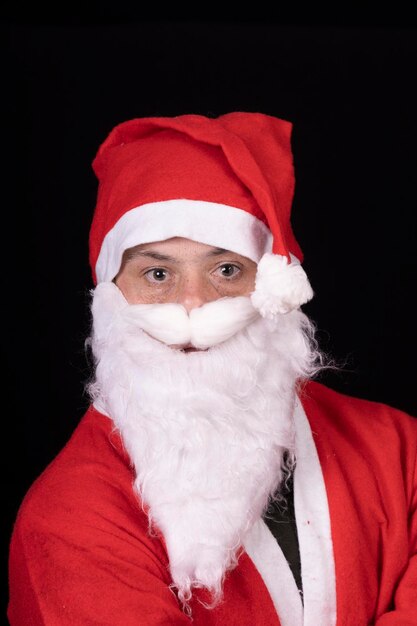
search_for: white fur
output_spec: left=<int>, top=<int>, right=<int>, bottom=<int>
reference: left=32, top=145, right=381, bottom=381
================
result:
left=95, top=199, right=273, bottom=283
left=251, top=253, right=314, bottom=318
left=244, top=518, right=303, bottom=626
left=189, top=296, right=259, bottom=348
left=89, top=284, right=322, bottom=613
left=124, top=302, right=192, bottom=346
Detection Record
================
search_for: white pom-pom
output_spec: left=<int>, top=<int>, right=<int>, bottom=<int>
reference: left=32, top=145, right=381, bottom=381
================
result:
left=250, top=253, right=314, bottom=318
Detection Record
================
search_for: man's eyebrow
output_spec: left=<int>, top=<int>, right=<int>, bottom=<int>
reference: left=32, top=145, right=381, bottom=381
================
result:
left=205, top=247, right=229, bottom=256
left=132, top=251, right=177, bottom=262
left=125, top=247, right=231, bottom=262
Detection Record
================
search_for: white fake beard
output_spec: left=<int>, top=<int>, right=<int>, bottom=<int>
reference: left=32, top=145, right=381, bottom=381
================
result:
left=88, top=282, right=319, bottom=613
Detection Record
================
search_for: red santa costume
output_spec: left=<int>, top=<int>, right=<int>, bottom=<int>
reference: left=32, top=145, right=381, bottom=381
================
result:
left=8, top=113, right=417, bottom=625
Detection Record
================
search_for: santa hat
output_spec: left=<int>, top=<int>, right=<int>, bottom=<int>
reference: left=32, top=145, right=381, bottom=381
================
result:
left=89, top=112, right=313, bottom=318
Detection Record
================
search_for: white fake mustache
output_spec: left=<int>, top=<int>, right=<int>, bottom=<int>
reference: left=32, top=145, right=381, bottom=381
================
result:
left=92, top=282, right=260, bottom=350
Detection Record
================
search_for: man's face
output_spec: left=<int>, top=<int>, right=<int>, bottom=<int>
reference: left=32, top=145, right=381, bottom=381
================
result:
left=114, top=236, right=258, bottom=310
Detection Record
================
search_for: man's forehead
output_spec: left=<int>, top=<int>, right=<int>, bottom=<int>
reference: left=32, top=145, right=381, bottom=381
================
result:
left=123, top=239, right=239, bottom=262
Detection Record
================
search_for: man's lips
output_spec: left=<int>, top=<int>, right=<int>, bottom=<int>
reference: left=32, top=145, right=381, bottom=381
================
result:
left=176, top=343, right=208, bottom=353
left=168, top=342, right=209, bottom=352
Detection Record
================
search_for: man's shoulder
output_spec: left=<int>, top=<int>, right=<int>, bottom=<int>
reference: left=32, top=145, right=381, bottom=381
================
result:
left=28, top=404, right=130, bottom=489
left=300, top=379, right=417, bottom=435
left=9, top=407, right=170, bottom=607
left=13, top=406, right=139, bottom=540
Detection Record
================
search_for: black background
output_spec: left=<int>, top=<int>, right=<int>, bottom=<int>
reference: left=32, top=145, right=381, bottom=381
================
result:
left=2, top=17, right=417, bottom=620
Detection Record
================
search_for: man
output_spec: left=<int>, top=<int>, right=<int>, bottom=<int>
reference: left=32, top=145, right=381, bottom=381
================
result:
left=8, top=113, right=417, bottom=625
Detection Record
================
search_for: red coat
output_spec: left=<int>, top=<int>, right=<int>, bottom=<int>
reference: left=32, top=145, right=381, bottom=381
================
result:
left=8, top=381, right=417, bottom=625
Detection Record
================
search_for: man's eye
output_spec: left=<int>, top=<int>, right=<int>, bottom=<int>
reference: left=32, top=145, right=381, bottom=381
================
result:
left=217, top=264, right=241, bottom=278
left=145, top=268, right=168, bottom=282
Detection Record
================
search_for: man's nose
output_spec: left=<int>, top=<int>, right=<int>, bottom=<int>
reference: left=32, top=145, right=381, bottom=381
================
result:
left=176, top=275, right=217, bottom=314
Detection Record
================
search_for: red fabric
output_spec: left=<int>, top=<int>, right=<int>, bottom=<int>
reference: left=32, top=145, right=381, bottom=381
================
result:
left=7, top=381, right=417, bottom=625
left=89, top=113, right=301, bottom=283
left=304, top=383, right=417, bottom=625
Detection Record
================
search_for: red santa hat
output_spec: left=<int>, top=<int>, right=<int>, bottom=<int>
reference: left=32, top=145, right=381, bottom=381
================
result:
left=89, top=112, right=314, bottom=317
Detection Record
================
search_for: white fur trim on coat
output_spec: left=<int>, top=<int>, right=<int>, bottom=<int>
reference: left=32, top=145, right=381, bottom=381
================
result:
left=243, top=396, right=336, bottom=626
